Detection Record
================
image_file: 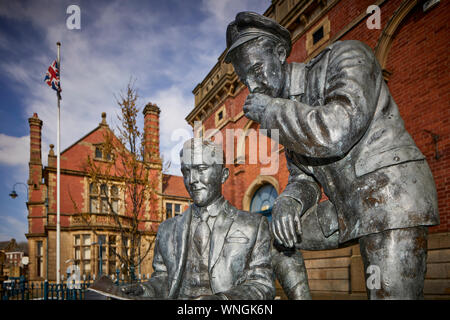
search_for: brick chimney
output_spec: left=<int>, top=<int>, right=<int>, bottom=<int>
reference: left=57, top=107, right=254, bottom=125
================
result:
left=28, top=113, right=43, bottom=187
left=142, top=103, right=161, bottom=163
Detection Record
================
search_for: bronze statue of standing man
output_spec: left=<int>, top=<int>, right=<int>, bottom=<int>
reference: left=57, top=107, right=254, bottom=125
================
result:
left=225, top=11, right=439, bottom=299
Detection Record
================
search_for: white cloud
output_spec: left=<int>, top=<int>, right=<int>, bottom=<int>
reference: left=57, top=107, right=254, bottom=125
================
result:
left=0, top=214, right=28, bottom=242
left=145, top=86, right=193, bottom=144
left=200, top=0, right=269, bottom=35
left=143, top=86, right=194, bottom=174
left=0, top=134, right=29, bottom=166
left=1, top=1, right=270, bottom=157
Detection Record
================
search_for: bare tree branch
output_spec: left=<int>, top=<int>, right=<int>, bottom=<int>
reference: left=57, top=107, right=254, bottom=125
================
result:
left=69, top=79, right=159, bottom=280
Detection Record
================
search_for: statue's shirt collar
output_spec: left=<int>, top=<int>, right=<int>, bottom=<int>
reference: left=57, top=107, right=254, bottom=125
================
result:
left=193, top=196, right=226, bottom=219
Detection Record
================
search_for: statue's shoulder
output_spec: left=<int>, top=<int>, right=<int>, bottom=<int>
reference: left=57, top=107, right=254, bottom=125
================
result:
left=156, top=218, right=174, bottom=235
left=303, top=40, right=376, bottom=73
left=328, top=40, right=375, bottom=59
left=225, top=202, right=266, bottom=226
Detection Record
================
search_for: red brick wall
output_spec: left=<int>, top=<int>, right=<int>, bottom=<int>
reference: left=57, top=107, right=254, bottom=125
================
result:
left=60, top=127, right=112, bottom=172
left=337, top=0, right=400, bottom=45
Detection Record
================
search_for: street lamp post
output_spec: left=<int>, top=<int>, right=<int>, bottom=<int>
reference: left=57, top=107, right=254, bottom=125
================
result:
left=10, top=183, right=50, bottom=280
left=8, top=182, right=29, bottom=283
left=9, top=182, right=29, bottom=201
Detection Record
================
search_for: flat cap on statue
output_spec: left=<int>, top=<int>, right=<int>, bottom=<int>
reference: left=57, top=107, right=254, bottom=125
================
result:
left=180, top=138, right=224, bottom=165
left=224, top=11, right=292, bottom=63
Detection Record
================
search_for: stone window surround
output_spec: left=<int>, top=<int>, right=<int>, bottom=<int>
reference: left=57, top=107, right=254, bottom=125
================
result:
left=73, top=232, right=128, bottom=276
left=215, top=104, right=227, bottom=128
left=74, top=233, right=92, bottom=275
left=164, top=200, right=185, bottom=219
left=93, top=143, right=114, bottom=162
left=36, top=240, right=44, bottom=278
left=88, top=182, right=121, bottom=215
left=96, top=234, right=119, bottom=275
left=306, top=16, right=330, bottom=55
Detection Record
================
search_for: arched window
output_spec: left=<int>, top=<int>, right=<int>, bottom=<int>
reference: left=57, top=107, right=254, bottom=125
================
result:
left=250, top=184, right=278, bottom=222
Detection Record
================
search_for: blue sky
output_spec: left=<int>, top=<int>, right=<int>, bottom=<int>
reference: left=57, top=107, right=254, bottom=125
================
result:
left=0, top=0, right=269, bottom=242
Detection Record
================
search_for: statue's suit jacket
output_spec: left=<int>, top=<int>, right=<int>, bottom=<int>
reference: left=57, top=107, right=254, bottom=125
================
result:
left=145, top=200, right=275, bottom=299
left=260, top=40, right=439, bottom=244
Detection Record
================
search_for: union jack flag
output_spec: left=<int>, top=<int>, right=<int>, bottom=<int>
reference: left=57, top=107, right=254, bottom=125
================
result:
left=44, top=60, right=61, bottom=94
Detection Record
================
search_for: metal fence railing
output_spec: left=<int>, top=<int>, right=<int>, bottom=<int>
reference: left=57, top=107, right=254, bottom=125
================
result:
left=1, top=272, right=151, bottom=300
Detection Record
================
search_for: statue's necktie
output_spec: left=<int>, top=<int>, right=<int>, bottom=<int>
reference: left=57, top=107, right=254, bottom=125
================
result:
left=194, top=209, right=210, bottom=254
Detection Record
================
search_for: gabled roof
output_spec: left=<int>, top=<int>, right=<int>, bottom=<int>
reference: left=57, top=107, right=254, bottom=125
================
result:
left=59, top=112, right=116, bottom=156
left=162, top=174, right=190, bottom=199
left=60, top=124, right=109, bottom=156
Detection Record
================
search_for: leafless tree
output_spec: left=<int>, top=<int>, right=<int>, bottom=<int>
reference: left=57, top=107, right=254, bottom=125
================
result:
left=70, top=80, right=163, bottom=280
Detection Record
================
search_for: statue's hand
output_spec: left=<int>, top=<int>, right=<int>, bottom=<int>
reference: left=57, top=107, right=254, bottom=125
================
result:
left=120, top=283, right=155, bottom=297
left=271, top=197, right=303, bottom=248
left=243, top=93, right=272, bottom=123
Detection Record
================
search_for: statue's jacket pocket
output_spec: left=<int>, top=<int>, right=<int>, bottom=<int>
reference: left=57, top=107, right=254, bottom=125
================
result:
left=225, top=236, right=249, bottom=244
left=222, top=236, right=250, bottom=260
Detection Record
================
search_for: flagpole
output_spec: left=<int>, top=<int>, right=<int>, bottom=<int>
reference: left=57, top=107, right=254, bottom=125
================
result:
left=56, top=41, right=61, bottom=285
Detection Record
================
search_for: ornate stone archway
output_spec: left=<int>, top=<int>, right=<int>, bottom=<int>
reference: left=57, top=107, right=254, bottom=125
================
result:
left=375, top=0, right=419, bottom=71
left=242, top=175, right=280, bottom=211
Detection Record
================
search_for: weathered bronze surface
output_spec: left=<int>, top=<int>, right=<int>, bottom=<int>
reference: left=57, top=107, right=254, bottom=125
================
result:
left=120, top=138, right=275, bottom=300
left=225, top=11, right=439, bottom=299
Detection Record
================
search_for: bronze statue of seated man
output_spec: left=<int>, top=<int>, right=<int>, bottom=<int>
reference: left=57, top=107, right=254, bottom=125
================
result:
left=121, top=138, right=275, bottom=300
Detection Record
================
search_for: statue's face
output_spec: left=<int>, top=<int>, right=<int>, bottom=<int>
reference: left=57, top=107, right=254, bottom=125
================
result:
left=231, top=38, right=286, bottom=98
left=181, top=162, right=229, bottom=207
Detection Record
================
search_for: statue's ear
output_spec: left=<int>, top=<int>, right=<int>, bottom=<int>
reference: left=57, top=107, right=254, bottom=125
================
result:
left=276, top=43, right=287, bottom=64
left=221, top=167, right=229, bottom=184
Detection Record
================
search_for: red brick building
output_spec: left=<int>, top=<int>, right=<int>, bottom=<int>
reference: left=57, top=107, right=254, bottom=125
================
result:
left=187, top=0, right=449, bottom=299
left=25, top=105, right=191, bottom=281
left=0, top=239, right=28, bottom=278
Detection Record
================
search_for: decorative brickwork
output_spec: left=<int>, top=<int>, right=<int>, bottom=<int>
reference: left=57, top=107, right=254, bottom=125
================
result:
left=143, top=103, right=161, bottom=165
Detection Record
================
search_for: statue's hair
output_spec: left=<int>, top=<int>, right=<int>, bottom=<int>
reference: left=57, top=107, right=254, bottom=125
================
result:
left=179, top=138, right=225, bottom=166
